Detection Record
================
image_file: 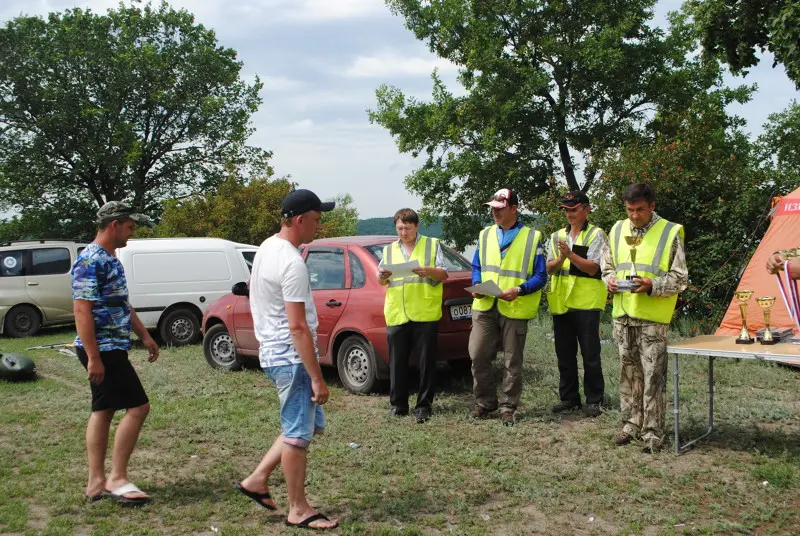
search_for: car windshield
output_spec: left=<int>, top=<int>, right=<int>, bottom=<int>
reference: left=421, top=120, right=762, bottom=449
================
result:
left=364, top=242, right=472, bottom=271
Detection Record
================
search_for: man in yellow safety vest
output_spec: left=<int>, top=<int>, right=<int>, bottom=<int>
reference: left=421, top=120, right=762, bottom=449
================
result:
left=601, top=183, right=688, bottom=453
left=469, top=188, right=547, bottom=426
left=379, top=208, right=449, bottom=424
left=546, top=191, right=608, bottom=418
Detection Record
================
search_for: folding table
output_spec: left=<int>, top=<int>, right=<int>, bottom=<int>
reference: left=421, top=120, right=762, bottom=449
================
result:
left=668, top=335, right=800, bottom=454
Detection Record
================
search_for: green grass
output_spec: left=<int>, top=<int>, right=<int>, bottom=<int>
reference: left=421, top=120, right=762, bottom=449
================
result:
left=1, top=317, right=799, bottom=535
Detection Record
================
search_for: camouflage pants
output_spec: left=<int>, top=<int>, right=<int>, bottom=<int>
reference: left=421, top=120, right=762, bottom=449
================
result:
left=613, top=321, right=669, bottom=442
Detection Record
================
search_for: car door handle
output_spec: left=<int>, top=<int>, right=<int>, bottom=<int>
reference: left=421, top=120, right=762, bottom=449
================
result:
left=27, top=282, right=39, bottom=286
left=325, top=299, right=342, bottom=307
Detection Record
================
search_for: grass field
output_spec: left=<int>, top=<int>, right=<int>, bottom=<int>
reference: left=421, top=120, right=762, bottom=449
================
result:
left=1, top=317, right=799, bottom=535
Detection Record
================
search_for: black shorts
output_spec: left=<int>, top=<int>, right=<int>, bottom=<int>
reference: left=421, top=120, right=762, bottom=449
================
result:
left=76, top=347, right=149, bottom=412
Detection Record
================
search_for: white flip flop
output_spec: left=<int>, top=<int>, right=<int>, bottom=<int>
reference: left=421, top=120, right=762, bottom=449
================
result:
left=104, top=482, right=152, bottom=506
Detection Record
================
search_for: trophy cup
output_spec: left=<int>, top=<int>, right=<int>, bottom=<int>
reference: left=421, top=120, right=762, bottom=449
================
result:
left=618, top=235, right=642, bottom=292
left=756, top=296, right=778, bottom=345
left=735, top=289, right=754, bottom=344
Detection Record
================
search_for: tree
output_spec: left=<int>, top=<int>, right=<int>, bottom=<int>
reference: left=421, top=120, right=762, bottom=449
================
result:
left=320, top=194, right=360, bottom=238
left=144, top=177, right=359, bottom=245
left=757, top=101, right=800, bottom=189
left=689, top=0, right=800, bottom=87
left=589, top=88, right=792, bottom=330
left=0, top=1, right=270, bottom=239
left=370, top=0, right=719, bottom=248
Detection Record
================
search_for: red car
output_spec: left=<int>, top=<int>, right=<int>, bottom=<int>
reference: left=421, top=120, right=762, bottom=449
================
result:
left=201, top=236, right=474, bottom=393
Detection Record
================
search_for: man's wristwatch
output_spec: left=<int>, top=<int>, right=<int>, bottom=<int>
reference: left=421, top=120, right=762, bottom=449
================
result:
left=517, top=285, right=526, bottom=296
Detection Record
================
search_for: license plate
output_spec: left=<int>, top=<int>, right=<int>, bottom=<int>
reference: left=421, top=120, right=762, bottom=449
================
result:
left=449, top=304, right=472, bottom=321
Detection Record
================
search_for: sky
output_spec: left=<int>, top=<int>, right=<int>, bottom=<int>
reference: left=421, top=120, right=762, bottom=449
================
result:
left=1, top=0, right=797, bottom=219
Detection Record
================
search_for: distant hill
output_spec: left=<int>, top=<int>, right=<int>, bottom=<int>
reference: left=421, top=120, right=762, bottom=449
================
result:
left=357, top=217, right=443, bottom=238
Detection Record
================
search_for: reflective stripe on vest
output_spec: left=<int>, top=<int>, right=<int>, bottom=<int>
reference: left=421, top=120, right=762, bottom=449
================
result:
left=383, top=236, right=443, bottom=326
left=545, top=224, right=608, bottom=315
left=473, top=225, right=542, bottom=319
left=609, top=218, right=684, bottom=324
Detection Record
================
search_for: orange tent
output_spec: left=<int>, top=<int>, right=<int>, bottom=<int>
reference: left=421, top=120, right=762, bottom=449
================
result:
left=716, top=186, right=800, bottom=337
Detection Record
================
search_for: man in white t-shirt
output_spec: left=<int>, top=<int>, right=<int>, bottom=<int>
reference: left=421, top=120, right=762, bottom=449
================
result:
left=234, top=189, right=339, bottom=531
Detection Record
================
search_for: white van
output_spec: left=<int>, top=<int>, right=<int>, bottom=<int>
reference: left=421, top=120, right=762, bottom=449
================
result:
left=117, top=238, right=258, bottom=346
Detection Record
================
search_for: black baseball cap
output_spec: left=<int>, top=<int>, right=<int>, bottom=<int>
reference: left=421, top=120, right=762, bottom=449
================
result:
left=483, top=188, right=519, bottom=209
left=282, top=189, right=336, bottom=218
left=558, top=190, right=590, bottom=209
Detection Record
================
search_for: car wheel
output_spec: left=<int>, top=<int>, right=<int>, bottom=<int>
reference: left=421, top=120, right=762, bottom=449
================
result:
left=203, top=324, right=243, bottom=371
left=337, top=335, right=378, bottom=394
left=5, top=305, right=42, bottom=338
left=160, top=308, right=201, bottom=346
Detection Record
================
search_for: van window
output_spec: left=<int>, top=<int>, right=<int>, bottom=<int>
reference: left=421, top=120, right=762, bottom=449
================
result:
left=349, top=251, right=366, bottom=289
left=306, top=249, right=345, bottom=290
left=131, top=252, right=232, bottom=283
left=0, top=249, right=25, bottom=277
left=30, top=248, right=71, bottom=275
left=241, top=251, right=256, bottom=273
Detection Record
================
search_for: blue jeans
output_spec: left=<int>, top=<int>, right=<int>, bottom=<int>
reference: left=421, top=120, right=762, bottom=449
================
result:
left=265, top=364, right=325, bottom=448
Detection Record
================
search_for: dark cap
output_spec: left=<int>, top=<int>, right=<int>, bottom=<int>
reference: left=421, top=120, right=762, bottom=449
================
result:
left=97, top=201, right=153, bottom=227
left=282, top=189, right=335, bottom=218
left=558, top=190, right=590, bottom=209
left=483, top=188, right=519, bottom=209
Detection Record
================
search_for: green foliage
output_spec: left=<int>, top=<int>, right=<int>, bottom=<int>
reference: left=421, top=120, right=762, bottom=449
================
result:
left=357, top=217, right=444, bottom=237
left=140, top=176, right=292, bottom=244
left=0, top=1, right=270, bottom=238
left=757, top=100, right=800, bottom=188
left=689, top=0, right=800, bottom=87
left=140, top=177, right=359, bottom=244
left=320, top=193, right=360, bottom=238
left=371, top=0, right=718, bottom=249
left=589, top=89, right=796, bottom=328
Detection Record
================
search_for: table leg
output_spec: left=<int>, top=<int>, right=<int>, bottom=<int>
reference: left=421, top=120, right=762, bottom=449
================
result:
left=673, top=353, right=680, bottom=454
left=675, top=355, right=716, bottom=454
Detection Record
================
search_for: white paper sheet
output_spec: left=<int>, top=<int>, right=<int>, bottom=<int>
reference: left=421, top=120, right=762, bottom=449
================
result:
left=379, top=259, right=421, bottom=279
left=464, top=280, right=504, bottom=297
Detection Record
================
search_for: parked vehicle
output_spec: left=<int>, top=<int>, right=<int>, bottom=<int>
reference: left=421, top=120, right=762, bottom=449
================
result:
left=1, top=240, right=88, bottom=337
left=201, top=236, right=474, bottom=393
left=118, top=238, right=258, bottom=346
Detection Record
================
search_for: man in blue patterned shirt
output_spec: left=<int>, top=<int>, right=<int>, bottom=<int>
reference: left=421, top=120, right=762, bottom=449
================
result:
left=71, top=201, right=159, bottom=506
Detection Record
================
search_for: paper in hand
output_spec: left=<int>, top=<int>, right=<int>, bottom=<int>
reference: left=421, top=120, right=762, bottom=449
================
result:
left=379, top=259, right=421, bottom=279
left=465, top=280, right=503, bottom=297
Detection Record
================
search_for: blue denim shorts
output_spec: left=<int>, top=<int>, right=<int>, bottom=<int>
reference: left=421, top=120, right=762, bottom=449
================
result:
left=265, top=364, right=325, bottom=448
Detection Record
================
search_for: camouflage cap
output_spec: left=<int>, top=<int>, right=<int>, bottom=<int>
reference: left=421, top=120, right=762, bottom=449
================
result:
left=96, top=201, right=153, bottom=227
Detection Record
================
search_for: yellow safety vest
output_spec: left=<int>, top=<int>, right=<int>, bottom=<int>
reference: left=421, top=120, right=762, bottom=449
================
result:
left=383, top=236, right=443, bottom=327
left=546, top=224, right=608, bottom=315
left=473, top=225, right=542, bottom=320
left=609, top=218, right=685, bottom=324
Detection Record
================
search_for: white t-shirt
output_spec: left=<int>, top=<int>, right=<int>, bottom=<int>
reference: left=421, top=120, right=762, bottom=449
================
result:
left=250, top=235, right=319, bottom=368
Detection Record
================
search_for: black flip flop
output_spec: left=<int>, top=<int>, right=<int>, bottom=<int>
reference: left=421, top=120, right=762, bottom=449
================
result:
left=86, top=493, right=104, bottom=503
left=234, top=481, right=277, bottom=511
left=285, top=512, right=338, bottom=530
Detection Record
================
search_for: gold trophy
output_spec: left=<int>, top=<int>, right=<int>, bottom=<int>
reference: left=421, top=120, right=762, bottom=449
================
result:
left=756, top=296, right=778, bottom=345
left=735, top=290, right=754, bottom=344
left=619, top=235, right=642, bottom=292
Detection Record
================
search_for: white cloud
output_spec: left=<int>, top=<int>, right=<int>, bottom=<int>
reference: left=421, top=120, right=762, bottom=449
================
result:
left=261, top=75, right=304, bottom=92
left=230, top=0, right=383, bottom=23
left=345, top=50, right=459, bottom=78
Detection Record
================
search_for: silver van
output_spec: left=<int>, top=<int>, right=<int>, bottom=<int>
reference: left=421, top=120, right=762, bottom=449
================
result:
left=0, top=240, right=87, bottom=337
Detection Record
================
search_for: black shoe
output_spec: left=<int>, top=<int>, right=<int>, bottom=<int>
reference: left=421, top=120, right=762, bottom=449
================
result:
left=389, top=406, right=408, bottom=417
left=415, top=407, right=431, bottom=424
left=551, top=400, right=582, bottom=414
left=583, top=403, right=602, bottom=418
